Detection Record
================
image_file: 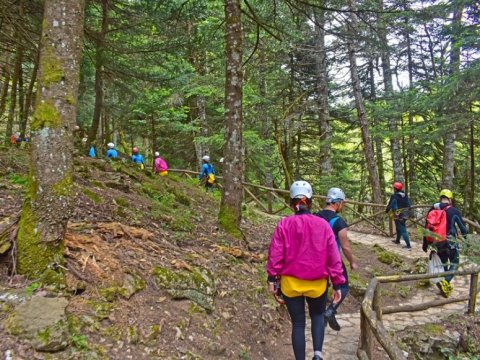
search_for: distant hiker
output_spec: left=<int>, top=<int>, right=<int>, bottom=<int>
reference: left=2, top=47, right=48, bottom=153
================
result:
left=106, top=142, right=118, bottom=159
left=153, top=151, right=168, bottom=176
left=386, top=182, right=412, bottom=250
left=199, top=155, right=215, bottom=191
left=9, top=133, right=17, bottom=145
left=130, top=147, right=145, bottom=169
left=266, top=181, right=345, bottom=360
left=316, top=187, right=357, bottom=331
left=422, top=189, right=468, bottom=298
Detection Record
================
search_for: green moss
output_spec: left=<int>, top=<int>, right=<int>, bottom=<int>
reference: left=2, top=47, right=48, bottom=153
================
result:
left=36, top=327, right=51, bottom=344
left=40, top=45, right=64, bottom=86
left=52, top=172, right=73, bottom=196
left=82, top=188, right=102, bottom=204
left=373, top=244, right=403, bottom=267
left=114, top=197, right=129, bottom=207
left=99, top=286, right=123, bottom=302
left=218, top=204, right=242, bottom=238
left=31, top=102, right=61, bottom=130
left=172, top=188, right=191, bottom=206
left=422, top=323, right=443, bottom=335
left=127, top=326, right=139, bottom=344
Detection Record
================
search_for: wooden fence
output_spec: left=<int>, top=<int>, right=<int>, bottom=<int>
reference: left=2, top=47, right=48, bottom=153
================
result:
left=168, top=169, right=480, bottom=235
left=357, top=267, right=480, bottom=360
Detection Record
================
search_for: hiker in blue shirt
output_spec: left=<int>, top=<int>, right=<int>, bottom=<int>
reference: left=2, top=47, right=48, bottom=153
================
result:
left=386, top=182, right=412, bottom=250
left=316, top=187, right=357, bottom=332
left=130, top=147, right=145, bottom=169
left=106, top=142, right=118, bottom=159
left=199, top=155, right=215, bottom=191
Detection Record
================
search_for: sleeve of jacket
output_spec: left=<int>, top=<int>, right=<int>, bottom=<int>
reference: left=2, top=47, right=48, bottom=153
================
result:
left=325, top=228, right=345, bottom=289
left=455, top=213, right=468, bottom=236
left=266, top=221, right=285, bottom=277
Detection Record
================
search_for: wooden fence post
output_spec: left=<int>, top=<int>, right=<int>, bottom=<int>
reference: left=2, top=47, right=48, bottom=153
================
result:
left=359, top=309, right=373, bottom=358
left=468, top=273, right=479, bottom=314
left=373, top=287, right=382, bottom=321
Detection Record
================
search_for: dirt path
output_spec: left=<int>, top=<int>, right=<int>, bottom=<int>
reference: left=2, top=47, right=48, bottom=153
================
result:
left=277, top=231, right=478, bottom=360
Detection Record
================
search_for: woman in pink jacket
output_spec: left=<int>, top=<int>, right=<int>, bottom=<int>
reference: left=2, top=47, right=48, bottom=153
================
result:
left=266, top=181, right=345, bottom=360
left=153, top=151, right=168, bottom=176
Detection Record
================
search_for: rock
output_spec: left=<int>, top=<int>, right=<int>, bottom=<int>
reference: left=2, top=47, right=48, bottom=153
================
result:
left=0, top=289, right=28, bottom=305
left=4, top=296, right=69, bottom=352
left=153, top=266, right=215, bottom=312
left=121, top=272, right=145, bottom=299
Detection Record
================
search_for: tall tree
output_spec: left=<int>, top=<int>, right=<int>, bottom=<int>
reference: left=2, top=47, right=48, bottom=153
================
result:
left=219, top=0, right=243, bottom=236
left=16, top=0, right=85, bottom=282
left=347, top=0, right=382, bottom=205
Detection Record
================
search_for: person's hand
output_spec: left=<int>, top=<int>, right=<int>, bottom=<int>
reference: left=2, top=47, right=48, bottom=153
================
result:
left=422, top=243, right=428, bottom=253
left=331, top=289, right=342, bottom=304
left=350, top=261, right=358, bottom=271
left=267, top=282, right=276, bottom=295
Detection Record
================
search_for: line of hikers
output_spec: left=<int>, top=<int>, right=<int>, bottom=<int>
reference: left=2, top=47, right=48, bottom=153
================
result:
left=86, top=142, right=217, bottom=188
left=266, top=180, right=468, bottom=360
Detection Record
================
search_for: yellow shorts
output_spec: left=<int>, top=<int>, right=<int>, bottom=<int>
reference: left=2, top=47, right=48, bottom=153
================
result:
left=159, top=171, right=168, bottom=176
left=280, top=275, right=327, bottom=298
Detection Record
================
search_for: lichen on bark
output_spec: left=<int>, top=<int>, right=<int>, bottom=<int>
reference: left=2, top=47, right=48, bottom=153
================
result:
left=218, top=203, right=242, bottom=239
left=31, top=101, right=61, bottom=130
left=39, top=45, right=64, bottom=86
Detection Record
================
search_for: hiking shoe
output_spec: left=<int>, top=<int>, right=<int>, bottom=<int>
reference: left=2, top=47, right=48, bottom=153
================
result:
left=437, top=280, right=450, bottom=298
left=324, top=308, right=341, bottom=331
left=391, top=240, right=400, bottom=244
left=402, top=246, right=412, bottom=250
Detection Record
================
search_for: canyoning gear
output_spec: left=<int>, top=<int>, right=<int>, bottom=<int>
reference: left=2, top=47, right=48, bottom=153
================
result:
left=154, top=151, right=160, bottom=157
left=290, top=181, right=313, bottom=199
left=200, top=162, right=215, bottom=189
left=326, top=188, right=345, bottom=203
left=436, top=279, right=452, bottom=298
left=425, top=206, right=450, bottom=243
left=106, top=148, right=118, bottom=159
left=107, top=142, right=115, bottom=149
left=132, top=147, right=139, bottom=154
left=386, top=190, right=412, bottom=247
left=202, top=155, right=210, bottom=162
left=280, top=276, right=327, bottom=298
left=131, top=153, right=145, bottom=164
left=88, top=146, right=96, bottom=158
left=266, top=214, right=345, bottom=288
left=439, top=189, right=454, bottom=200
left=154, top=156, right=168, bottom=173
left=393, top=182, right=403, bottom=191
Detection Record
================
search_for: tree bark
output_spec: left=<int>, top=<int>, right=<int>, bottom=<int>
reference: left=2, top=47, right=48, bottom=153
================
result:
left=16, top=0, right=85, bottom=282
left=378, top=0, right=404, bottom=184
left=5, top=43, right=22, bottom=144
left=219, top=0, right=243, bottom=237
left=20, top=50, right=39, bottom=138
left=87, top=0, right=108, bottom=146
left=314, top=8, right=332, bottom=177
left=0, top=53, right=11, bottom=125
left=347, top=0, right=382, bottom=205
left=195, top=94, right=209, bottom=169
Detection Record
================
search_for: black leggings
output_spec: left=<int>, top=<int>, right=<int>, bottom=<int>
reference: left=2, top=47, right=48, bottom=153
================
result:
left=282, top=290, right=328, bottom=360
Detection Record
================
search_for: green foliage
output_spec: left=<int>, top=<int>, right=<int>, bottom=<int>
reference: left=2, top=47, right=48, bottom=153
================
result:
left=8, top=174, right=28, bottom=187
left=25, top=282, right=40, bottom=296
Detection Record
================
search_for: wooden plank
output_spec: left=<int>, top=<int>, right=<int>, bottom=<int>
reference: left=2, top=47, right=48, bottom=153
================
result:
left=345, top=204, right=390, bottom=236
left=376, top=268, right=480, bottom=283
left=272, top=205, right=288, bottom=215
left=347, top=209, right=386, bottom=227
left=383, top=295, right=470, bottom=315
left=270, top=190, right=290, bottom=209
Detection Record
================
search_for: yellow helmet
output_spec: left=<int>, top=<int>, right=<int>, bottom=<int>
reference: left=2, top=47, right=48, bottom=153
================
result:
left=439, top=189, right=453, bottom=199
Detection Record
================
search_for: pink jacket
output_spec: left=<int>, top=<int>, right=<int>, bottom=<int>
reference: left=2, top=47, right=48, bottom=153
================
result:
left=154, top=157, right=168, bottom=172
left=266, top=213, right=345, bottom=288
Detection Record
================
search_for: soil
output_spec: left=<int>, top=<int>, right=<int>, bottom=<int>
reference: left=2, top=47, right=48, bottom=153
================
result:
left=0, top=147, right=440, bottom=359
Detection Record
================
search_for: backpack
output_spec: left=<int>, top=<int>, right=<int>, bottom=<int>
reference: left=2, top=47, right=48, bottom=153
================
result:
left=425, top=206, right=450, bottom=243
left=328, top=216, right=341, bottom=250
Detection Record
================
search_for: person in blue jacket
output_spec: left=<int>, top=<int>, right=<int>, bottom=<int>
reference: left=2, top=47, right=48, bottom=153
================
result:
left=106, top=142, right=118, bottom=159
left=130, top=147, right=145, bottom=169
left=199, top=155, right=215, bottom=191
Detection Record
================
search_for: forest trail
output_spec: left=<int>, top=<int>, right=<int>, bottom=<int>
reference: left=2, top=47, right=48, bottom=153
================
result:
left=300, top=231, right=476, bottom=360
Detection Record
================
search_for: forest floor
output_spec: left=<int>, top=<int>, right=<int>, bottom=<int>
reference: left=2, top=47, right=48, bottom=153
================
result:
left=0, top=146, right=478, bottom=360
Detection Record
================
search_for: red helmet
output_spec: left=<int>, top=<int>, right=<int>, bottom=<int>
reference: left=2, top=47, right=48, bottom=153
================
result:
left=132, top=147, right=139, bottom=154
left=393, top=182, right=403, bottom=191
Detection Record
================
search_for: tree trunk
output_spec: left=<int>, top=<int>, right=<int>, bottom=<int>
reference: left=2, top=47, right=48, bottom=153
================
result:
left=16, top=0, right=85, bottom=283
left=194, top=94, right=209, bottom=169
left=468, top=113, right=475, bottom=217
left=259, top=61, right=273, bottom=212
left=314, top=8, right=332, bottom=178
left=442, top=0, right=463, bottom=189
left=20, top=51, right=39, bottom=137
left=347, top=0, right=382, bottom=205
left=5, top=45, right=22, bottom=144
left=0, top=53, right=11, bottom=125
left=219, top=0, right=243, bottom=237
left=87, top=0, right=108, bottom=146
left=378, top=0, right=404, bottom=184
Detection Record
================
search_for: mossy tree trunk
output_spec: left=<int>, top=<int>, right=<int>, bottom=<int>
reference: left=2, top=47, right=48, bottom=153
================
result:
left=16, top=0, right=85, bottom=283
left=219, top=0, right=243, bottom=237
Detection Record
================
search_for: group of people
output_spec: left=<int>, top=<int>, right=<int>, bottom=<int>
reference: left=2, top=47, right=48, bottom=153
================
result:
left=9, top=132, right=29, bottom=145
left=88, top=142, right=169, bottom=176
left=266, top=180, right=468, bottom=360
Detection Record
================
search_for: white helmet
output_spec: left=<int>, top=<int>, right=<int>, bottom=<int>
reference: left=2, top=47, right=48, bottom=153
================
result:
left=107, top=142, right=115, bottom=149
left=154, top=151, right=160, bottom=157
left=202, top=155, right=210, bottom=162
left=326, top=187, right=346, bottom=203
left=290, top=181, right=313, bottom=199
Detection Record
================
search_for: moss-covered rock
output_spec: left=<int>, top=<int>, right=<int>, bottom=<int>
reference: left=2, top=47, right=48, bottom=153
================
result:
left=373, top=244, right=403, bottom=267
left=4, top=296, right=69, bottom=352
left=121, top=272, right=146, bottom=299
left=153, top=266, right=215, bottom=312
